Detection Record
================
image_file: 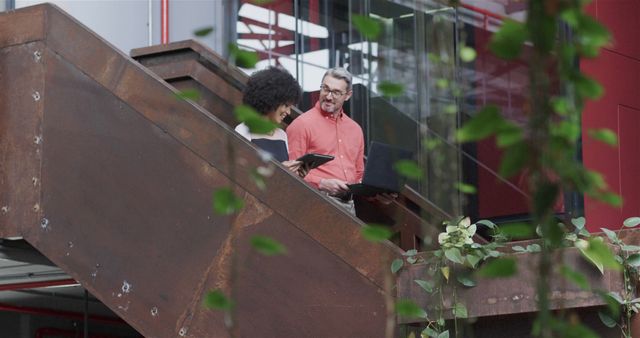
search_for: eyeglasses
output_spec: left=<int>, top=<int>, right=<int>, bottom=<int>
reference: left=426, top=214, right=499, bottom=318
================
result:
left=320, top=85, right=347, bottom=98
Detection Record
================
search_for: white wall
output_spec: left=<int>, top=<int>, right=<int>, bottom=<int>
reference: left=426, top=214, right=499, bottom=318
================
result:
left=15, top=0, right=229, bottom=56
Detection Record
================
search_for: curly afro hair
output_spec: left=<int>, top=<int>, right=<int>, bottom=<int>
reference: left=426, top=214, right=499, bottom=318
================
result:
left=242, top=67, right=302, bottom=116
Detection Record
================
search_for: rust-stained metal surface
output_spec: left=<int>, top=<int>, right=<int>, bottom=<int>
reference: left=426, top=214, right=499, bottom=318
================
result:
left=1, top=4, right=398, bottom=337
left=398, top=243, right=626, bottom=323
left=0, top=41, right=45, bottom=239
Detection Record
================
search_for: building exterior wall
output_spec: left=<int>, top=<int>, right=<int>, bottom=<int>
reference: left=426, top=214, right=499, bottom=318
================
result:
left=14, top=0, right=229, bottom=56
left=582, top=0, right=640, bottom=231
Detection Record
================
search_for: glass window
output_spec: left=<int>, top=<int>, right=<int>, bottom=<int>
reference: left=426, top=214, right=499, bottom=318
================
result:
left=234, top=0, right=548, bottom=221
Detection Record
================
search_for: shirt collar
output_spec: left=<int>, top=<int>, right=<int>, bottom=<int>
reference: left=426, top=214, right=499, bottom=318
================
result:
left=315, top=101, right=343, bottom=120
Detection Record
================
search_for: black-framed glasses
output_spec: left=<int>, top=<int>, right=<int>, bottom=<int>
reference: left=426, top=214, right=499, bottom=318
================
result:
left=320, top=85, right=347, bottom=98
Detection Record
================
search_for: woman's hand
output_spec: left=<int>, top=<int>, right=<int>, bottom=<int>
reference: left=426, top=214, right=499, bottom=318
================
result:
left=282, top=160, right=304, bottom=176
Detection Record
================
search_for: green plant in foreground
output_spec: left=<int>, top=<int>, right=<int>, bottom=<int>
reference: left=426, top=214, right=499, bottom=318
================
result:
left=560, top=217, right=640, bottom=338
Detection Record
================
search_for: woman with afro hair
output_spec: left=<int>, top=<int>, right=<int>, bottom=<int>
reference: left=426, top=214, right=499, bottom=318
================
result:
left=235, top=66, right=304, bottom=175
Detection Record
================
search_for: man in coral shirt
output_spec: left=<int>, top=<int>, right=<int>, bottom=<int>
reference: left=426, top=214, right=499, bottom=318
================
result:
left=286, top=67, right=363, bottom=214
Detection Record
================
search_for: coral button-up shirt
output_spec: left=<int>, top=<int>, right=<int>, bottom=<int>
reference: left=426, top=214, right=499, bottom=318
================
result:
left=287, top=102, right=365, bottom=188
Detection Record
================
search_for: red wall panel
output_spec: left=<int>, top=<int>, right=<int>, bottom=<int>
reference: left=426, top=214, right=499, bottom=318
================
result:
left=592, top=0, right=640, bottom=60
left=582, top=0, right=640, bottom=231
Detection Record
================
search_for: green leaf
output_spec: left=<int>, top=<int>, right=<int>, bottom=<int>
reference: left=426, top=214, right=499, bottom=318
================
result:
left=456, top=275, right=476, bottom=287
left=394, top=160, right=423, bottom=180
left=500, top=222, right=534, bottom=239
left=456, top=105, right=503, bottom=142
left=174, top=89, right=200, bottom=101
left=595, top=191, right=622, bottom=207
left=377, top=81, right=404, bottom=97
left=436, top=79, right=449, bottom=89
left=437, top=331, right=449, bottom=338
left=414, top=279, right=434, bottom=293
left=588, top=128, right=618, bottom=146
left=623, top=217, right=640, bottom=228
left=441, top=266, right=450, bottom=281
left=572, top=217, right=586, bottom=229
left=193, top=26, right=214, bottom=37
left=476, top=258, right=517, bottom=278
left=213, top=188, right=244, bottom=215
left=577, top=15, right=611, bottom=57
left=203, top=290, right=233, bottom=310
left=597, top=290, right=622, bottom=317
left=422, top=327, right=440, bottom=338
left=560, top=265, right=590, bottom=290
left=444, top=248, right=465, bottom=264
left=560, top=8, right=580, bottom=28
left=395, top=299, right=427, bottom=318
left=597, top=311, right=617, bottom=328
left=627, top=253, right=640, bottom=267
left=526, top=244, right=541, bottom=252
left=391, top=258, right=404, bottom=274
left=404, top=249, right=418, bottom=256
left=452, top=302, right=468, bottom=318
left=580, top=238, right=622, bottom=273
left=228, top=43, right=259, bottom=68
left=622, top=245, right=640, bottom=251
left=496, top=123, right=523, bottom=147
left=607, top=291, right=625, bottom=305
left=455, top=182, right=476, bottom=194
left=575, top=74, right=604, bottom=100
left=467, top=254, right=481, bottom=268
left=250, top=235, right=287, bottom=256
left=234, top=105, right=278, bottom=134
left=459, top=46, right=477, bottom=62
left=489, top=19, right=528, bottom=60
left=550, top=97, right=571, bottom=116
left=512, top=245, right=526, bottom=252
left=551, top=121, right=581, bottom=142
left=352, top=15, right=382, bottom=40
left=476, top=219, right=497, bottom=229
left=600, top=228, right=619, bottom=243
left=499, top=142, right=528, bottom=178
left=361, top=224, right=393, bottom=242
left=443, top=104, right=457, bottom=114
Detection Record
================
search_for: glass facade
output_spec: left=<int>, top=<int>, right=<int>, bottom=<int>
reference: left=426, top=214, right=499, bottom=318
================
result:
left=235, top=0, right=537, bottom=221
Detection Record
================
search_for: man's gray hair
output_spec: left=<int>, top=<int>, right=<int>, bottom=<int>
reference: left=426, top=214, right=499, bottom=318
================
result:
left=322, top=67, right=352, bottom=90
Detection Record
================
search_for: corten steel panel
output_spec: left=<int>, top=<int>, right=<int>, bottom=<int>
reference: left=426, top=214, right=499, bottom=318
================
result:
left=0, top=6, right=45, bottom=48
left=0, top=41, right=45, bottom=238
left=397, top=245, right=624, bottom=322
left=187, top=210, right=387, bottom=337
left=582, top=50, right=640, bottom=231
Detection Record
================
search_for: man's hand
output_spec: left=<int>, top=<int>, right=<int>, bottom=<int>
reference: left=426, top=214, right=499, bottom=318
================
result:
left=318, top=178, right=349, bottom=195
left=368, top=193, right=399, bottom=205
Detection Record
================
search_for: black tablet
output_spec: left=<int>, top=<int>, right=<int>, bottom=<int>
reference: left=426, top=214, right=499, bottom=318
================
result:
left=296, top=153, right=334, bottom=170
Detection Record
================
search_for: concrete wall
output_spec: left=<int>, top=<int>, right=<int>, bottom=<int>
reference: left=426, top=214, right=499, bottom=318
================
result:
left=14, top=0, right=231, bottom=56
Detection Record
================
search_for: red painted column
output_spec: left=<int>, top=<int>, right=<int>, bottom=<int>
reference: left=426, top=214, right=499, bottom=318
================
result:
left=161, top=0, right=169, bottom=44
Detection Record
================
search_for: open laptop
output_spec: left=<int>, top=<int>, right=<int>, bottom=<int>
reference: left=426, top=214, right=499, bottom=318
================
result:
left=348, top=141, right=414, bottom=196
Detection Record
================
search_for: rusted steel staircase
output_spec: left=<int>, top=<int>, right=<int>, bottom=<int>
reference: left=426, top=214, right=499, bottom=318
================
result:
left=0, top=4, right=401, bottom=337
